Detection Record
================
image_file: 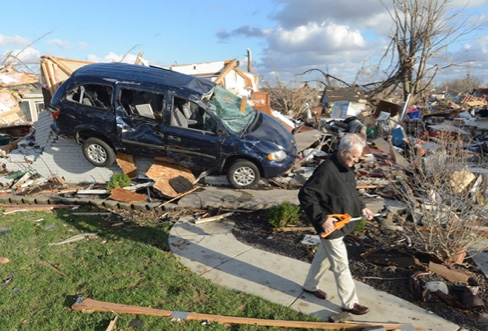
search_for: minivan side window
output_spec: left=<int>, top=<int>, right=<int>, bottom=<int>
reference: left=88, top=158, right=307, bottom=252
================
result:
left=65, top=84, right=113, bottom=110
left=119, top=88, right=166, bottom=120
left=171, top=96, right=217, bottom=133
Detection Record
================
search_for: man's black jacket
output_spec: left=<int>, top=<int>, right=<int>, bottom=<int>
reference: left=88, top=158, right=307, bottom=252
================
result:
left=298, top=153, right=365, bottom=239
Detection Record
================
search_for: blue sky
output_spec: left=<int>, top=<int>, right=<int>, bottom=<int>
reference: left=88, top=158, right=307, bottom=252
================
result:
left=2, top=0, right=488, bottom=87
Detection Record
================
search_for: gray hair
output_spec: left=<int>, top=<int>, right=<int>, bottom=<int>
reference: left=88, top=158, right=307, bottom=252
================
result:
left=338, top=134, right=366, bottom=153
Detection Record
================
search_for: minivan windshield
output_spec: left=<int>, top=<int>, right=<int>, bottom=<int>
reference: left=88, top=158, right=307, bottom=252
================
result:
left=206, top=85, right=256, bottom=134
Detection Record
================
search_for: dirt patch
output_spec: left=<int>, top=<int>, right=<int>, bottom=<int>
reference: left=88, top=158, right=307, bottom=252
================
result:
left=229, top=210, right=488, bottom=331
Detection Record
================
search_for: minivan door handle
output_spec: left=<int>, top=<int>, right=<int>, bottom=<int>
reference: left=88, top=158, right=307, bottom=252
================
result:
left=168, top=135, right=181, bottom=142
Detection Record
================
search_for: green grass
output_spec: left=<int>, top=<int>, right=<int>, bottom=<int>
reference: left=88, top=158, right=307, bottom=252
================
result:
left=0, top=208, right=320, bottom=330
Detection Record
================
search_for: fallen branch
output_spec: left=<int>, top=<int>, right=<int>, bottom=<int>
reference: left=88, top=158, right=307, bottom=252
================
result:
left=72, top=297, right=421, bottom=330
left=39, top=260, right=68, bottom=278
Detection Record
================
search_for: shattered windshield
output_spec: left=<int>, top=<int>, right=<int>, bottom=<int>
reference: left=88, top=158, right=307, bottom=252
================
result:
left=205, top=85, right=256, bottom=134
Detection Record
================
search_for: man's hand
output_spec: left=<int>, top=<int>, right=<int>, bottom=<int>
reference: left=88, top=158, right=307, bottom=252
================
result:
left=322, top=217, right=336, bottom=233
left=362, top=208, right=375, bottom=220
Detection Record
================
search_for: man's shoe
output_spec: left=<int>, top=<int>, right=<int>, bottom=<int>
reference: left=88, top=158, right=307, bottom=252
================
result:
left=343, top=303, right=369, bottom=315
left=303, top=288, right=327, bottom=300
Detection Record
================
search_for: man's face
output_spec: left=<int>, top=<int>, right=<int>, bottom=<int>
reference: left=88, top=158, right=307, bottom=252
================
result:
left=338, top=145, right=362, bottom=168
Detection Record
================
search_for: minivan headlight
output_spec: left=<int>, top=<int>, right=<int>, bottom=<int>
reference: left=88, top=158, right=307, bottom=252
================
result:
left=267, top=150, right=287, bottom=161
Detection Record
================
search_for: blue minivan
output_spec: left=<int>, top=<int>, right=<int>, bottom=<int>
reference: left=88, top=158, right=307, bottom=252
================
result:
left=49, top=62, right=296, bottom=188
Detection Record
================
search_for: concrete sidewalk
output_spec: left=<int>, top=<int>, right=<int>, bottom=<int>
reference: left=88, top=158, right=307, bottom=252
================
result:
left=169, top=216, right=461, bottom=331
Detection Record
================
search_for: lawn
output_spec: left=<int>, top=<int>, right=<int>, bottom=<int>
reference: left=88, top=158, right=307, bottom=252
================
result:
left=0, top=207, right=319, bottom=330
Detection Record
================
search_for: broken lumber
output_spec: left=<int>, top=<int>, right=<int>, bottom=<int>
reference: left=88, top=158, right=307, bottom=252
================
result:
left=194, top=212, right=234, bottom=224
left=71, top=297, right=420, bottom=330
left=158, top=186, right=199, bottom=207
left=48, top=233, right=98, bottom=246
left=276, top=226, right=315, bottom=233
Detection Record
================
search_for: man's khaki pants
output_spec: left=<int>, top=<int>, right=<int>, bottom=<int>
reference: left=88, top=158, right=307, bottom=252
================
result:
left=303, top=236, right=358, bottom=309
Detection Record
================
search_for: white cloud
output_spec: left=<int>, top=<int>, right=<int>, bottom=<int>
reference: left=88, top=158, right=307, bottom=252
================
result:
left=269, top=22, right=366, bottom=53
left=46, top=38, right=71, bottom=49
left=78, top=41, right=89, bottom=50
left=0, top=34, right=30, bottom=47
left=2, top=47, right=41, bottom=65
left=85, top=52, right=142, bottom=64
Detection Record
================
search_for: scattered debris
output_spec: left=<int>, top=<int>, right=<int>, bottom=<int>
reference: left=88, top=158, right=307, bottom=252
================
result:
left=39, top=260, right=68, bottom=278
left=0, top=272, right=14, bottom=286
left=146, top=159, right=196, bottom=198
left=428, top=262, right=470, bottom=283
left=108, top=187, right=147, bottom=204
left=48, top=233, right=98, bottom=246
left=194, top=212, right=234, bottom=225
left=0, top=257, right=9, bottom=264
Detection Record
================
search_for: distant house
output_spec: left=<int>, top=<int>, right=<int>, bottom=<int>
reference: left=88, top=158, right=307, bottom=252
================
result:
left=0, top=65, right=44, bottom=124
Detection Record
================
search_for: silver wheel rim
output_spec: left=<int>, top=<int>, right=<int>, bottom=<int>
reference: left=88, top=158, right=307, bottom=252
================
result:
left=233, top=166, right=255, bottom=186
left=87, top=144, right=107, bottom=164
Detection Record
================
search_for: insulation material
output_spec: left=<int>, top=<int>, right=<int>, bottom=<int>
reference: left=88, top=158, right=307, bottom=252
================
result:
left=0, top=66, right=38, bottom=87
left=0, top=89, right=23, bottom=124
left=145, top=159, right=196, bottom=198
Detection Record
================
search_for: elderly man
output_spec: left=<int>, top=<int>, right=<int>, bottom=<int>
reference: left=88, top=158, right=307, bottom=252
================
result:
left=298, top=134, right=374, bottom=315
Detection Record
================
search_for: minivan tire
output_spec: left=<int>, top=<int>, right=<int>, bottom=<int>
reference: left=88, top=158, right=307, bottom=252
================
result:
left=82, top=137, right=116, bottom=167
left=227, top=159, right=260, bottom=189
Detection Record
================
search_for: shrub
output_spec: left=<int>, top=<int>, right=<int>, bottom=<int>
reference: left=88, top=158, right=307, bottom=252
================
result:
left=267, top=202, right=301, bottom=228
left=107, top=173, right=132, bottom=190
left=392, top=132, right=488, bottom=262
left=353, top=217, right=367, bottom=234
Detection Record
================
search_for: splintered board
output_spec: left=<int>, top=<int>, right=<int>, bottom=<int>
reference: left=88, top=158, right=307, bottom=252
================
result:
left=145, top=159, right=195, bottom=198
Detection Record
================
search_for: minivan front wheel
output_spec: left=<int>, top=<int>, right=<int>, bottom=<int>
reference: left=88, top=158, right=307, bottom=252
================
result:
left=82, top=137, right=116, bottom=167
left=227, top=159, right=260, bottom=189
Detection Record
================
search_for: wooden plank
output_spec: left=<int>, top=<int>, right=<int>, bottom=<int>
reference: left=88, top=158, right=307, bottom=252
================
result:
left=194, top=212, right=234, bottom=224
left=214, top=58, right=239, bottom=85
left=72, top=297, right=418, bottom=330
left=158, top=186, right=199, bottom=207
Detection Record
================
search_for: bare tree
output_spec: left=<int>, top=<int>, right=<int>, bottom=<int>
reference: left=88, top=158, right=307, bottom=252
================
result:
left=260, top=76, right=318, bottom=120
left=371, top=0, right=477, bottom=103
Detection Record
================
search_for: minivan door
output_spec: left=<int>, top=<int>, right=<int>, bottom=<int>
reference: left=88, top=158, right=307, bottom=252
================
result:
left=115, top=87, right=167, bottom=156
left=164, top=97, right=225, bottom=170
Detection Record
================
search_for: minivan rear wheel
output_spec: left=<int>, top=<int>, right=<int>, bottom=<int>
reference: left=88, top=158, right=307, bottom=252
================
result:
left=227, top=159, right=260, bottom=189
left=82, top=137, right=116, bottom=167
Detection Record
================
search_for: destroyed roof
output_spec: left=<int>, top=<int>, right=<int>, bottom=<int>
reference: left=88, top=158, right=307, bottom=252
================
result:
left=61, top=62, right=216, bottom=97
left=325, top=87, right=368, bottom=103
left=40, top=56, right=94, bottom=95
left=0, top=66, right=38, bottom=88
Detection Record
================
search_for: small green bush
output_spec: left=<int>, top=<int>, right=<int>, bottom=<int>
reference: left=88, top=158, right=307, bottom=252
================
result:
left=353, top=217, right=367, bottom=234
left=107, top=173, right=132, bottom=189
left=267, top=202, right=301, bottom=228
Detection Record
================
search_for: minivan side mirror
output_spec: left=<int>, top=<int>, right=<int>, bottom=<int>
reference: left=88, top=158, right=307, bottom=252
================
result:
left=216, top=125, right=229, bottom=137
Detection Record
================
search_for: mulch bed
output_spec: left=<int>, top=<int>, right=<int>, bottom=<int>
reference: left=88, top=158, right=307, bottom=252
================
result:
left=229, top=210, right=488, bottom=331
